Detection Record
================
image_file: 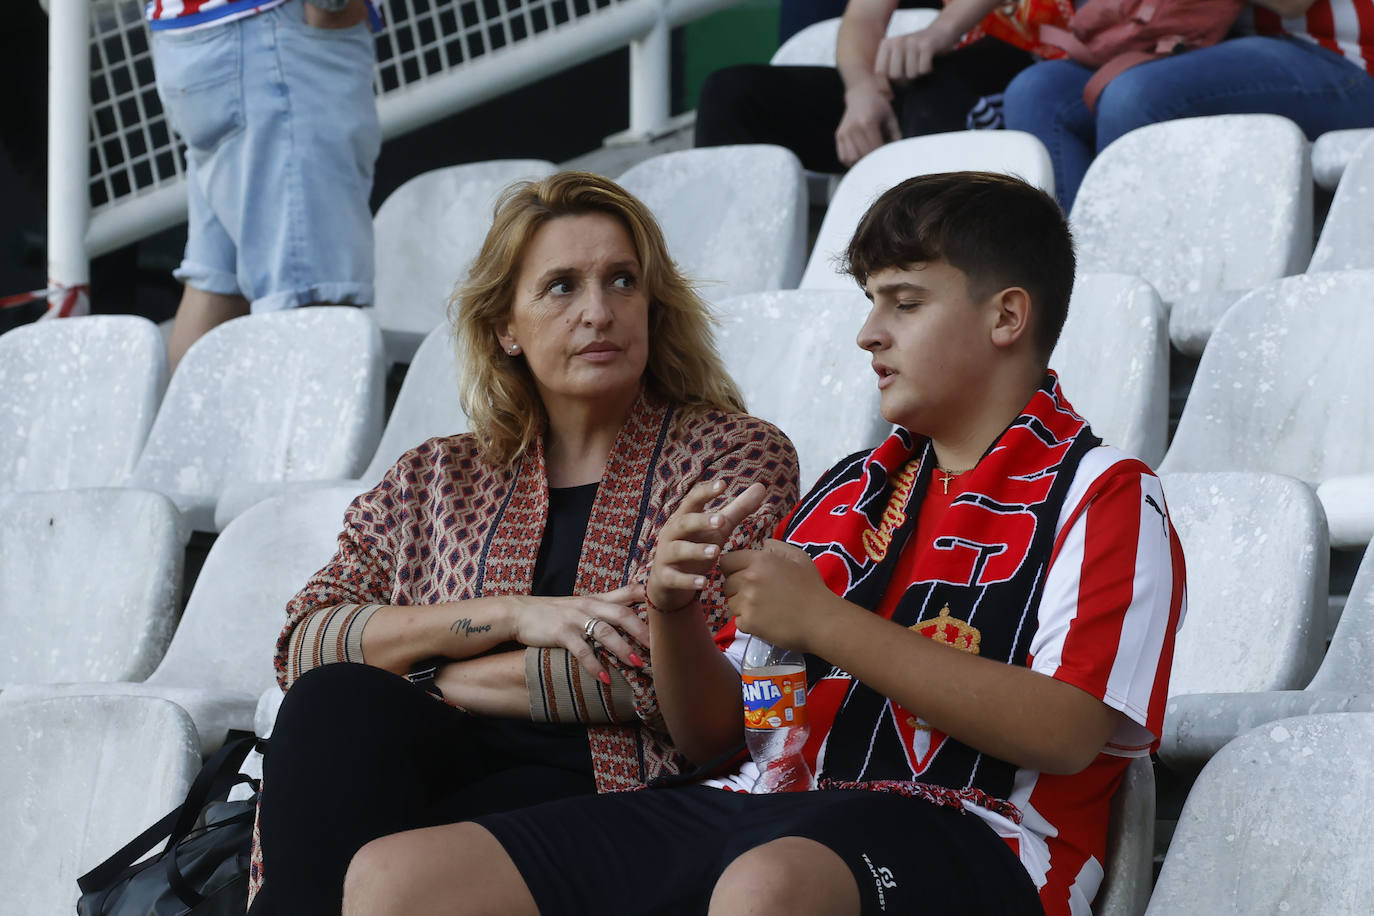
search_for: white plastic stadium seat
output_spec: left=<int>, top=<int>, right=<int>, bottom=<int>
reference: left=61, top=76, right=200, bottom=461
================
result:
left=800, top=131, right=1054, bottom=290
left=0, top=314, right=164, bottom=494
left=1051, top=274, right=1168, bottom=467
left=1307, top=133, right=1374, bottom=274
left=0, top=486, right=360, bottom=754
left=1312, top=126, right=1374, bottom=190
left=1146, top=713, right=1374, bottom=914
left=1159, top=270, right=1374, bottom=549
left=1093, top=756, right=1155, bottom=916
left=713, top=289, right=886, bottom=490
left=129, top=307, right=385, bottom=532
left=1315, top=476, right=1374, bottom=548
left=1, top=488, right=187, bottom=686
left=618, top=145, right=808, bottom=302
left=1159, top=541, right=1374, bottom=770
left=1071, top=114, right=1311, bottom=357
left=372, top=159, right=558, bottom=363
left=0, top=695, right=200, bottom=916
left=770, top=9, right=939, bottom=66
left=1161, top=472, right=1327, bottom=705
left=214, top=320, right=469, bottom=528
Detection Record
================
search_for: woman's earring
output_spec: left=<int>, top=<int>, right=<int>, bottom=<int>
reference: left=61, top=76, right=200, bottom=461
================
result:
left=508, top=344, right=521, bottom=356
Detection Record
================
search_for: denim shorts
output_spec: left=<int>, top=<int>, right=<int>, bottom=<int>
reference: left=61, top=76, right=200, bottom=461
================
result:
left=152, top=0, right=381, bottom=311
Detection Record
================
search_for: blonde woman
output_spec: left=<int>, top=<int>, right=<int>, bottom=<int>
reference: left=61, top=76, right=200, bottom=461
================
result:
left=246, top=171, right=800, bottom=914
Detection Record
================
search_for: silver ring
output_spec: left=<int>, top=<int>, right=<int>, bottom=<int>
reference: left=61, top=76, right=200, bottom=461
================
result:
left=583, top=616, right=599, bottom=640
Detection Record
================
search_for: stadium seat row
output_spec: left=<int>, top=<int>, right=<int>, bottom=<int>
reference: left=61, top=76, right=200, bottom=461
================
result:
left=6, top=542, right=1371, bottom=913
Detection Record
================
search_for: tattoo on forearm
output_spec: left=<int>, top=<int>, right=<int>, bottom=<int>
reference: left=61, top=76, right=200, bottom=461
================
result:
left=450, top=617, right=493, bottom=638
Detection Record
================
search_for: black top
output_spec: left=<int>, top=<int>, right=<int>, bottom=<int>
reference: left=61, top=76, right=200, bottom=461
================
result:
left=530, top=481, right=600, bottom=598
left=484, top=480, right=602, bottom=777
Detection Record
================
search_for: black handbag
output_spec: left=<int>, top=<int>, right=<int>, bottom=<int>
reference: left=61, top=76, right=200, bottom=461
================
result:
left=76, top=732, right=263, bottom=916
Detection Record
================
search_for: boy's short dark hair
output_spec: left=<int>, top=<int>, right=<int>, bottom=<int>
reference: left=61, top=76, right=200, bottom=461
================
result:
left=843, top=172, right=1075, bottom=360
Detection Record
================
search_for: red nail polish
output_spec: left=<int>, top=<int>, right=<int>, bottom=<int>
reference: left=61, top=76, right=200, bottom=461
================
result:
left=629, top=653, right=644, bottom=667
left=598, top=671, right=611, bottom=685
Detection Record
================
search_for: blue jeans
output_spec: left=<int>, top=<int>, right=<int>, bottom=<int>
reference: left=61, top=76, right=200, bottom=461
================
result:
left=1004, top=36, right=1374, bottom=211
left=152, top=1, right=381, bottom=311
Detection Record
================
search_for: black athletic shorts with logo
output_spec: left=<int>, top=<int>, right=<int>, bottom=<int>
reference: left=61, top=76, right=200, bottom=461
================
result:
left=473, top=784, right=1044, bottom=915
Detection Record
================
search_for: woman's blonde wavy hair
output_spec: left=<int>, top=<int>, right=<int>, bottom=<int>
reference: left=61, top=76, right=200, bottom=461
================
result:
left=450, top=170, right=745, bottom=467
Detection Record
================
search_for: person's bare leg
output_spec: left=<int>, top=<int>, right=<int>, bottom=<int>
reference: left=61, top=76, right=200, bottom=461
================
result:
left=342, top=822, right=539, bottom=916
left=166, top=286, right=250, bottom=373
left=708, top=837, right=861, bottom=916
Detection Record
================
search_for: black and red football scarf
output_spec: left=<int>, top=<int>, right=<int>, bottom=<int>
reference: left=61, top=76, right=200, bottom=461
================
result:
left=782, top=373, right=1100, bottom=815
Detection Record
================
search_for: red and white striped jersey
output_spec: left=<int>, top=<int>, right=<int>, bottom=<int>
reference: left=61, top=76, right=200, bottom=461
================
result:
left=1245, top=0, right=1374, bottom=77
left=146, top=0, right=381, bottom=32
left=710, top=445, right=1187, bottom=916
left=146, top=0, right=290, bottom=31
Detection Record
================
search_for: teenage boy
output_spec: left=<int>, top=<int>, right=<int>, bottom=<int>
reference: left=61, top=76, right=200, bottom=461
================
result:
left=339, top=172, right=1186, bottom=916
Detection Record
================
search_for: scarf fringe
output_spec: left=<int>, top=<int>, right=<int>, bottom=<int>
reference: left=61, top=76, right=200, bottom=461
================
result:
left=817, top=778, right=1024, bottom=824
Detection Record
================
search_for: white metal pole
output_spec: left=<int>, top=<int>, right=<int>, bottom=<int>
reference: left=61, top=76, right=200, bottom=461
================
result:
left=47, top=0, right=92, bottom=318
left=628, top=3, right=670, bottom=138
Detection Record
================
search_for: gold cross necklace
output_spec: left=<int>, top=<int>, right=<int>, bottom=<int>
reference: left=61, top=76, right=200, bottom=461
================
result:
left=935, top=465, right=973, bottom=494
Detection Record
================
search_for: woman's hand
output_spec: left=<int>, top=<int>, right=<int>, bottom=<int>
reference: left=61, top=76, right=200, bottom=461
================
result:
left=646, top=479, right=768, bottom=614
left=503, top=585, right=649, bottom=683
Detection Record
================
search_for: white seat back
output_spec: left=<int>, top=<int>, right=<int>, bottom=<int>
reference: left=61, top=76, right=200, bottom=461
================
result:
left=1308, top=542, right=1374, bottom=693
left=770, top=9, right=938, bottom=66
left=209, top=322, right=469, bottom=529
left=1160, top=271, right=1374, bottom=494
left=618, top=145, right=808, bottom=302
left=0, top=314, right=164, bottom=493
left=360, top=322, right=471, bottom=485
left=0, top=696, right=200, bottom=916
left=147, top=486, right=361, bottom=697
left=1052, top=274, right=1168, bottom=467
left=1094, top=756, right=1155, bottom=916
left=372, top=159, right=558, bottom=363
left=1161, top=472, right=1327, bottom=696
left=1146, top=713, right=1374, bottom=915
left=1312, top=126, right=1374, bottom=190
left=1070, top=114, right=1311, bottom=355
left=800, top=131, right=1054, bottom=290
left=1308, top=134, right=1374, bottom=274
left=714, top=289, right=884, bottom=490
left=1, top=488, right=187, bottom=685
left=131, top=307, right=385, bottom=531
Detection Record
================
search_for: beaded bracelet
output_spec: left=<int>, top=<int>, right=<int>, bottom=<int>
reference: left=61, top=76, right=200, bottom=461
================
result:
left=642, top=581, right=699, bottom=615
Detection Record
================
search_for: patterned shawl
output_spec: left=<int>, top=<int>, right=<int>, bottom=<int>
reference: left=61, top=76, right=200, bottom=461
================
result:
left=275, top=389, right=799, bottom=789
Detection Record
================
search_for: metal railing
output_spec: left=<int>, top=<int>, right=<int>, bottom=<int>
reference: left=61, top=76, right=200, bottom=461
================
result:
left=44, top=0, right=740, bottom=316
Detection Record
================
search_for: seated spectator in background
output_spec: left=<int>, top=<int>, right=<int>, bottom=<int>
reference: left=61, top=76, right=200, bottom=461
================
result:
left=244, top=171, right=800, bottom=914
left=695, top=0, right=1074, bottom=173
left=1004, top=0, right=1374, bottom=211
left=338, top=172, right=1187, bottom=916
left=149, top=0, right=382, bottom=371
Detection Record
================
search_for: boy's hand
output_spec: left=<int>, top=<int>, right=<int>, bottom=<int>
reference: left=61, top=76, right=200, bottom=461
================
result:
left=720, top=539, right=838, bottom=652
left=646, top=480, right=767, bottom=615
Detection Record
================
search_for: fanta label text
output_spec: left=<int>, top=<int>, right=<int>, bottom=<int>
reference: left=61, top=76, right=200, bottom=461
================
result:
left=742, top=668, right=808, bottom=730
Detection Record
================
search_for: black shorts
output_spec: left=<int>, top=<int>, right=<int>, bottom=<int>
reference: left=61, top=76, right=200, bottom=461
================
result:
left=474, top=785, right=1044, bottom=915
